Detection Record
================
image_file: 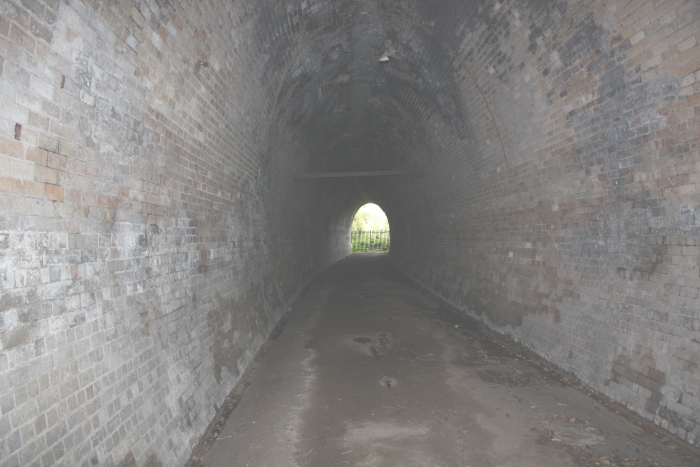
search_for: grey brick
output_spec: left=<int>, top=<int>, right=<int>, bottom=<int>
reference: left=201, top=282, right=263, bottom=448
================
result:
left=5, top=430, right=21, bottom=454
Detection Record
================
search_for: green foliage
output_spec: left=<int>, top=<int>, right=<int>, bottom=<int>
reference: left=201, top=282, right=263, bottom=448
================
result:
left=351, top=203, right=389, bottom=231
left=351, top=204, right=390, bottom=252
left=351, top=230, right=390, bottom=252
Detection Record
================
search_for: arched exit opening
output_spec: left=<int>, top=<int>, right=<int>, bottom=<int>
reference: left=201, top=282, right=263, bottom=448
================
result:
left=350, top=203, right=390, bottom=253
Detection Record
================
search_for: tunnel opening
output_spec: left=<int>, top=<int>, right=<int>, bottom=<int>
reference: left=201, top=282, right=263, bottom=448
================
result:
left=350, top=203, right=391, bottom=253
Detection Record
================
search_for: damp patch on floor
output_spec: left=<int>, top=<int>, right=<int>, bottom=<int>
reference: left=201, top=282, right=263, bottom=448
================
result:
left=344, top=331, right=396, bottom=358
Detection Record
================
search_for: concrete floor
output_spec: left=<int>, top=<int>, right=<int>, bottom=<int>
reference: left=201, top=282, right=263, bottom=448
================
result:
left=190, top=253, right=700, bottom=467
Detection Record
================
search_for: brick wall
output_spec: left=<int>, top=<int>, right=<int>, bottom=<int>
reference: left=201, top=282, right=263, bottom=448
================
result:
left=0, top=1, right=343, bottom=466
left=390, top=0, right=700, bottom=447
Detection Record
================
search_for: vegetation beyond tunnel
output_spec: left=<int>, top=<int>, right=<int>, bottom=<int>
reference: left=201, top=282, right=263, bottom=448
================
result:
left=351, top=203, right=390, bottom=252
left=0, top=0, right=698, bottom=465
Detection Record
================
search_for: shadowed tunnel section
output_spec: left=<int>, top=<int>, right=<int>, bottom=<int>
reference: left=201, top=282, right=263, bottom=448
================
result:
left=0, top=1, right=698, bottom=466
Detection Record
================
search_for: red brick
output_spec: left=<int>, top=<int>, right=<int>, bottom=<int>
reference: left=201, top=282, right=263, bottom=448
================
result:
left=0, top=176, right=21, bottom=194
left=45, top=183, right=63, bottom=201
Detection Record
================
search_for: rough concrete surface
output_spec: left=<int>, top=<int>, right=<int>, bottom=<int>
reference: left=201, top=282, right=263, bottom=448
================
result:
left=192, top=254, right=700, bottom=467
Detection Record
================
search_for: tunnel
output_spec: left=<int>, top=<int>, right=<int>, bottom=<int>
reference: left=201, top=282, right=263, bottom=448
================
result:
left=0, top=0, right=699, bottom=465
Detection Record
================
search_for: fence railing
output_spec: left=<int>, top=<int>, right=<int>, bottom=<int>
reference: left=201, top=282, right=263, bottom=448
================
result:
left=351, top=230, right=390, bottom=253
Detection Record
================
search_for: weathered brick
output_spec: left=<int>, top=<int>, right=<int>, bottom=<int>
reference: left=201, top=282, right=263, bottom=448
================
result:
left=0, top=157, right=10, bottom=176
left=34, top=165, right=57, bottom=184
left=0, top=177, right=21, bottom=194
left=0, top=138, right=24, bottom=160
left=18, top=0, right=45, bottom=19
left=47, top=152, right=67, bottom=171
left=10, top=159, right=33, bottom=180
left=45, top=183, right=62, bottom=201
left=21, top=180, right=44, bottom=198
left=8, top=23, right=35, bottom=53
left=28, top=18, right=52, bottom=44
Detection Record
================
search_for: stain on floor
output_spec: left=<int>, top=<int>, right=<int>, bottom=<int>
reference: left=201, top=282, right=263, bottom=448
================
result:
left=189, top=253, right=700, bottom=467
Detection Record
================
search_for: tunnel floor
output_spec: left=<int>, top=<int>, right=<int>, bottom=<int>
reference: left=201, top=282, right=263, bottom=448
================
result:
left=190, top=253, right=699, bottom=467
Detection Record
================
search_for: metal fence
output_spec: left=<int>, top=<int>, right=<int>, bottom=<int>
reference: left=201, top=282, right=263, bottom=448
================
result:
left=351, top=230, right=390, bottom=253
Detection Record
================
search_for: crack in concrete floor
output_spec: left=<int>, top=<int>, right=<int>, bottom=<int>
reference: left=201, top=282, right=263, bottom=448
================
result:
left=189, top=253, right=700, bottom=467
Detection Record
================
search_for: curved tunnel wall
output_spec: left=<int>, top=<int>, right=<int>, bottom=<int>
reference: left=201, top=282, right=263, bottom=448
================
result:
left=0, top=0, right=698, bottom=465
left=389, top=0, right=700, bottom=447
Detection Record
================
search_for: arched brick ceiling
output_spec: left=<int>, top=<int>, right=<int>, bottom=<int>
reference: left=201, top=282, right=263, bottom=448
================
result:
left=266, top=0, right=470, bottom=175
